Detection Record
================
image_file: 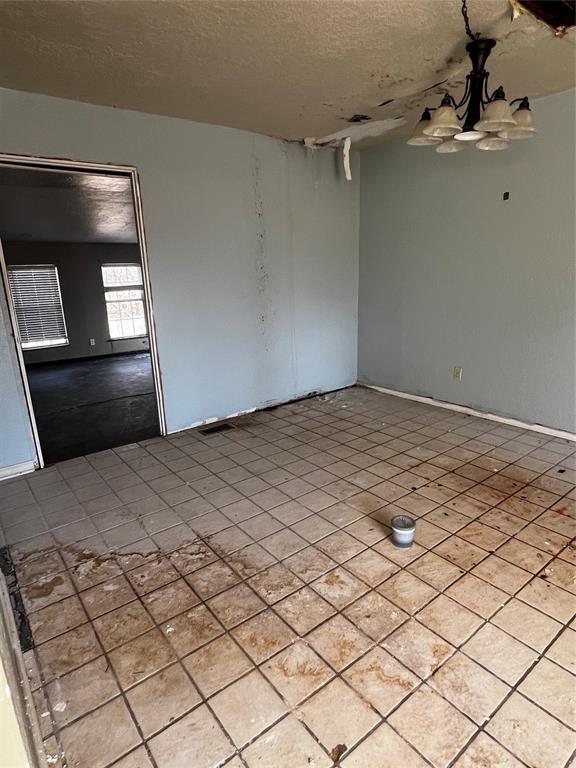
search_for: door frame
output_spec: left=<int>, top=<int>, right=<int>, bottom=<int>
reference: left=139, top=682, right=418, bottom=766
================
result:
left=0, top=153, right=167, bottom=469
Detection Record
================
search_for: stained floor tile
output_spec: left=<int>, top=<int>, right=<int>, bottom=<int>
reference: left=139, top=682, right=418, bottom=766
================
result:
left=340, top=723, right=429, bottom=767
left=383, top=618, right=454, bottom=679
left=429, top=652, right=510, bottom=724
left=261, top=640, right=333, bottom=706
left=242, top=715, right=331, bottom=768
left=297, top=678, right=380, bottom=758
left=58, top=698, right=141, bottom=768
left=148, top=704, right=234, bottom=768
left=126, top=663, right=201, bottom=736
left=3, top=386, right=575, bottom=768
left=343, top=647, right=419, bottom=715
left=388, top=686, right=477, bottom=768
left=486, top=693, right=575, bottom=768
left=210, top=670, right=286, bottom=747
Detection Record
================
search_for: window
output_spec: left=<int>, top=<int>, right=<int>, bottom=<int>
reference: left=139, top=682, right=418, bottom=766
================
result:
left=101, top=264, right=147, bottom=339
left=7, top=265, right=68, bottom=349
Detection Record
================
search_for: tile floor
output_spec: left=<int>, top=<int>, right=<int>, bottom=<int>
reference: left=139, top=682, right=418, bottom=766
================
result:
left=0, top=386, right=575, bottom=768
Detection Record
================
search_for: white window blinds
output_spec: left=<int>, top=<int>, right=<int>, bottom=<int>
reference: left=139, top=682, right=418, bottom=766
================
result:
left=7, top=265, right=69, bottom=350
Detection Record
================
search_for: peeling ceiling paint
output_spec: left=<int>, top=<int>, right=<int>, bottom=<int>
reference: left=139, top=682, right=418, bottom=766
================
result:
left=0, top=0, right=573, bottom=144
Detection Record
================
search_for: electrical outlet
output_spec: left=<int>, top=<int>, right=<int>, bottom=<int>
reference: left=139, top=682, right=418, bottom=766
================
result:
left=453, top=366, right=463, bottom=381
left=89, top=338, right=96, bottom=347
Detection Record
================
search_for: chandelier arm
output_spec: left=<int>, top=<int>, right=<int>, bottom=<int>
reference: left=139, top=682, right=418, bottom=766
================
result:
left=482, top=76, right=492, bottom=105
left=485, top=84, right=504, bottom=103
left=454, top=77, right=472, bottom=110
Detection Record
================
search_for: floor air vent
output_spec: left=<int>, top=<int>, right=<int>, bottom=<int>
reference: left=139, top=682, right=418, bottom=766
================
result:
left=198, top=423, right=235, bottom=435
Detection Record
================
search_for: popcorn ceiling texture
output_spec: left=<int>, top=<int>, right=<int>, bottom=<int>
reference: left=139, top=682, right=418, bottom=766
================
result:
left=0, top=0, right=573, bottom=142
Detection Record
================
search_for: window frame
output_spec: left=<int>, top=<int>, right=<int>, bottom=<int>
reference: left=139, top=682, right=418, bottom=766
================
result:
left=101, top=262, right=148, bottom=341
left=7, top=263, right=69, bottom=350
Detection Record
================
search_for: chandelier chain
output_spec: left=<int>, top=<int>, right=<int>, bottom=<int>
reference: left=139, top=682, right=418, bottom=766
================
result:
left=461, top=0, right=479, bottom=41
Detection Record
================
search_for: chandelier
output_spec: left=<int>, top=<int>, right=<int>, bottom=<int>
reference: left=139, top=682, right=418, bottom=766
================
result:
left=407, top=0, right=537, bottom=152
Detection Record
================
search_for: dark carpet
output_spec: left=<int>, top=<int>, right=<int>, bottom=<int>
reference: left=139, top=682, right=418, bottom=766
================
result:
left=26, top=353, right=160, bottom=464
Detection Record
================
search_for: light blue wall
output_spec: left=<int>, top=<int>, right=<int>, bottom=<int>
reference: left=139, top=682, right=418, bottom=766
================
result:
left=359, top=89, right=576, bottom=432
left=0, top=87, right=359, bottom=470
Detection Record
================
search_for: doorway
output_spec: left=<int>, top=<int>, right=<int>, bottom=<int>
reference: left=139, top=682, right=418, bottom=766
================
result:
left=0, top=157, right=165, bottom=466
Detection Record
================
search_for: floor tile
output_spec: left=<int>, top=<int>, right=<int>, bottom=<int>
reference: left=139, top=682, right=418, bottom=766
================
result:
left=343, top=591, right=408, bottom=641
left=486, top=693, right=575, bottom=768
left=382, top=619, right=454, bottom=679
left=148, top=704, right=234, bottom=768
left=59, top=698, right=141, bottom=768
left=377, top=571, right=438, bottom=615
left=497, top=539, right=553, bottom=573
left=388, top=686, right=476, bottom=768
left=207, top=583, right=266, bottom=628
left=463, top=624, right=537, bottom=685
left=541, top=557, right=576, bottom=594
left=471, top=554, right=532, bottom=594
left=261, top=640, right=333, bottom=706
left=452, top=732, right=524, bottom=767
left=141, top=578, right=199, bottom=623
left=36, top=623, right=102, bottom=682
left=109, top=746, right=154, bottom=768
left=184, top=560, right=240, bottom=599
left=28, top=595, right=87, bottom=645
left=93, top=601, right=153, bottom=651
left=242, top=715, right=331, bottom=768
left=416, top=594, right=483, bottom=646
left=297, top=678, right=380, bottom=758
left=311, top=567, right=369, bottom=609
left=128, top=557, right=180, bottom=595
left=260, top=528, right=307, bottom=559
left=518, top=657, right=576, bottom=728
left=344, top=548, right=399, bottom=586
left=45, top=656, right=120, bottom=727
left=340, top=723, right=429, bottom=767
left=307, top=614, right=371, bottom=671
left=109, top=627, right=176, bottom=689
left=546, top=627, right=576, bottom=672
left=429, top=651, right=510, bottom=724
left=283, top=546, right=336, bottom=582
left=315, top=530, right=365, bottom=563
left=446, top=574, right=508, bottom=618
left=183, top=634, right=253, bottom=696
left=274, top=587, right=336, bottom=634
left=232, top=609, right=296, bottom=663
left=79, top=571, right=138, bottom=616
left=161, top=604, right=223, bottom=656
left=248, top=563, right=304, bottom=603
left=433, top=536, right=487, bottom=570
left=491, top=598, right=562, bottom=651
left=407, top=552, right=464, bottom=590
left=21, top=571, right=76, bottom=613
left=517, top=577, right=576, bottom=622
left=343, top=647, right=419, bottom=715
left=210, top=670, right=287, bottom=747
left=126, top=663, right=201, bottom=736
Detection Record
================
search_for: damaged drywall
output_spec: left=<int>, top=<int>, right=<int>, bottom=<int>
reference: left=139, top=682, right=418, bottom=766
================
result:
left=0, top=0, right=572, bottom=144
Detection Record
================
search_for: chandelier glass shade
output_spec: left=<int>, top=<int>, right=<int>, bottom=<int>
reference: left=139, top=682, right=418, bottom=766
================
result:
left=407, top=2, right=536, bottom=153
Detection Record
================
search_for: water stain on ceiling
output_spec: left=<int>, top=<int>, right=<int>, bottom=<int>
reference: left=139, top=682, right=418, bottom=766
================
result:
left=0, top=0, right=573, bottom=144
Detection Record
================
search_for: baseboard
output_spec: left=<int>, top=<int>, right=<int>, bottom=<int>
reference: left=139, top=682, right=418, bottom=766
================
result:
left=360, top=384, right=576, bottom=442
left=0, top=460, right=36, bottom=482
left=167, top=383, right=354, bottom=436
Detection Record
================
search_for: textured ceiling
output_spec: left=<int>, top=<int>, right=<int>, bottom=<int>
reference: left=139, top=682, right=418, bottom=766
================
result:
left=0, top=166, right=137, bottom=243
left=0, top=0, right=573, bottom=144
